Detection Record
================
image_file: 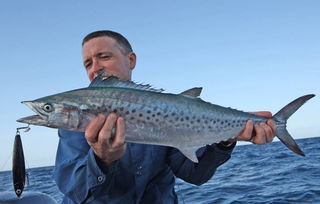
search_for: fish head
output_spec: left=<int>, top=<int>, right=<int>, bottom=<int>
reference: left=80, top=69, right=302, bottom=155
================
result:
left=17, top=99, right=81, bottom=130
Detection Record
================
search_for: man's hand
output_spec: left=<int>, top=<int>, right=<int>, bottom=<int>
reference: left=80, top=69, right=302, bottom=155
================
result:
left=236, top=111, right=276, bottom=144
left=85, top=113, right=126, bottom=166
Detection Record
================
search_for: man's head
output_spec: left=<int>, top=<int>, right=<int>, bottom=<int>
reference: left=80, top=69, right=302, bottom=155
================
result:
left=82, top=30, right=136, bottom=81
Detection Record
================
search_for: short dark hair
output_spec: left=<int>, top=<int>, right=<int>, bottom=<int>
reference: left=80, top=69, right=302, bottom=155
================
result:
left=82, top=30, right=133, bottom=54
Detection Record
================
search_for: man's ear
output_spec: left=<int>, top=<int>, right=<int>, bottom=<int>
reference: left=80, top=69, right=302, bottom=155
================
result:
left=128, top=52, right=136, bottom=70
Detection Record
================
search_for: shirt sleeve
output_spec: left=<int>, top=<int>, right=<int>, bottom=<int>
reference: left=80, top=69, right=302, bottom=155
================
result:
left=53, top=129, right=120, bottom=203
left=167, top=142, right=236, bottom=185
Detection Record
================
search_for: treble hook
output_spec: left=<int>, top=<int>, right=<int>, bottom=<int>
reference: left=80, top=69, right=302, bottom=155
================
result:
left=16, top=125, right=30, bottom=135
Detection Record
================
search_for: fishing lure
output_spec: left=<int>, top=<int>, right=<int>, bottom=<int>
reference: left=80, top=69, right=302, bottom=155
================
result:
left=12, top=125, right=29, bottom=197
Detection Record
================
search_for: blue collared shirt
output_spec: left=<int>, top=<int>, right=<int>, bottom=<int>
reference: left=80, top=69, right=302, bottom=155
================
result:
left=54, top=129, right=235, bottom=203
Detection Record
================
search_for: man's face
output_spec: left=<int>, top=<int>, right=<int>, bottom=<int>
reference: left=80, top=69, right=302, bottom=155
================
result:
left=82, top=36, right=136, bottom=81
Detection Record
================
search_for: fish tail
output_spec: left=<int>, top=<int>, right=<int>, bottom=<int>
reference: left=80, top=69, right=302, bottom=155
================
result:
left=272, top=94, right=315, bottom=156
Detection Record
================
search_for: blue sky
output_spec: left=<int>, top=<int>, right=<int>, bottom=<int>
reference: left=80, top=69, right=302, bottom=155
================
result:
left=0, top=0, right=319, bottom=171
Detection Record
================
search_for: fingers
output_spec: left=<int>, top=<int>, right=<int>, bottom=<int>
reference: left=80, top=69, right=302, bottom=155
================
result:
left=112, top=117, right=126, bottom=149
left=99, top=113, right=118, bottom=145
left=238, top=120, right=254, bottom=141
left=85, top=113, right=127, bottom=165
left=237, top=119, right=276, bottom=145
left=85, top=114, right=107, bottom=144
left=250, top=121, right=276, bottom=144
left=267, top=119, right=277, bottom=134
left=251, top=123, right=267, bottom=144
left=260, top=122, right=274, bottom=143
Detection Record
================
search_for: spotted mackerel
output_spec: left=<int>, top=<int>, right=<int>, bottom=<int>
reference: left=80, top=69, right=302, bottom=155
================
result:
left=17, top=75, right=315, bottom=162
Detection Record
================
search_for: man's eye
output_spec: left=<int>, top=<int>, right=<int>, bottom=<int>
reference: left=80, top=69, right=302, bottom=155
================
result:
left=99, top=54, right=111, bottom=59
left=85, top=63, right=91, bottom=69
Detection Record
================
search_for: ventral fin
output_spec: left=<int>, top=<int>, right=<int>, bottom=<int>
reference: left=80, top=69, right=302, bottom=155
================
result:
left=89, top=73, right=164, bottom=93
left=180, top=87, right=202, bottom=98
left=178, top=147, right=199, bottom=163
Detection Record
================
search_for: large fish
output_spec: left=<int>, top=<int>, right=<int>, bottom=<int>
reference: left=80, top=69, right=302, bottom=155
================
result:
left=17, top=75, right=315, bottom=162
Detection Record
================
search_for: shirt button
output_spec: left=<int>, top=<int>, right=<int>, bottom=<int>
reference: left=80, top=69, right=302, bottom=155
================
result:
left=97, top=175, right=104, bottom=182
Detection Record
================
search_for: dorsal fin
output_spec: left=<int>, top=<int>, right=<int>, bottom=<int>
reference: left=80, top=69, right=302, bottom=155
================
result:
left=89, top=74, right=164, bottom=93
left=180, top=87, right=202, bottom=98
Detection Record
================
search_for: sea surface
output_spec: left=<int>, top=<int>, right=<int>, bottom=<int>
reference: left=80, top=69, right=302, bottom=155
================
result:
left=0, top=137, right=319, bottom=203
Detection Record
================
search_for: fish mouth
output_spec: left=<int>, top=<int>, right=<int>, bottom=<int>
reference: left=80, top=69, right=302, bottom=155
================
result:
left=17, top=115, right=49, bottom=126
left=16, top=101, right=49, bottom=126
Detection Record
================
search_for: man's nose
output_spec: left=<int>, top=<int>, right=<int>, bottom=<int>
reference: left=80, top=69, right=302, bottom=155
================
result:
left=92, top=58, right=102, bottom=72
left=91, top=59, right=105, bottom=77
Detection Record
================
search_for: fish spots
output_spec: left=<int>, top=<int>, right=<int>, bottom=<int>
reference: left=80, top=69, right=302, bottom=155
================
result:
left=143, top=108, right=161, bottom=122
left=123, top=105, right=169, bottom=125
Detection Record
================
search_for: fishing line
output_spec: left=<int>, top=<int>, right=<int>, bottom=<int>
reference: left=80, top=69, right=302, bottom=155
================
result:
left=25, top=157, right=31, bottom=186
left=0, top=153, right=12, bottom=171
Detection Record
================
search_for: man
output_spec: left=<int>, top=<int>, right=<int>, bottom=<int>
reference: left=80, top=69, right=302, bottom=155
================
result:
left=54, top=30, right=276, bottom=203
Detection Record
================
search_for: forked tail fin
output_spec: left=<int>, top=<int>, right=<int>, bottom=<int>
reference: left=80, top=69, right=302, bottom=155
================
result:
left=272, top=94, right=315, bottom=156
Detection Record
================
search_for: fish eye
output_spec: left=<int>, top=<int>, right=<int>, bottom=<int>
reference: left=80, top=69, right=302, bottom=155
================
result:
left=43, top=103, right=54, bottom=112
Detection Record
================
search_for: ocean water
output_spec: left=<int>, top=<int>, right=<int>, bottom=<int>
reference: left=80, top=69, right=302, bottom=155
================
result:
left=1, top=137, right=319, bottom=203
